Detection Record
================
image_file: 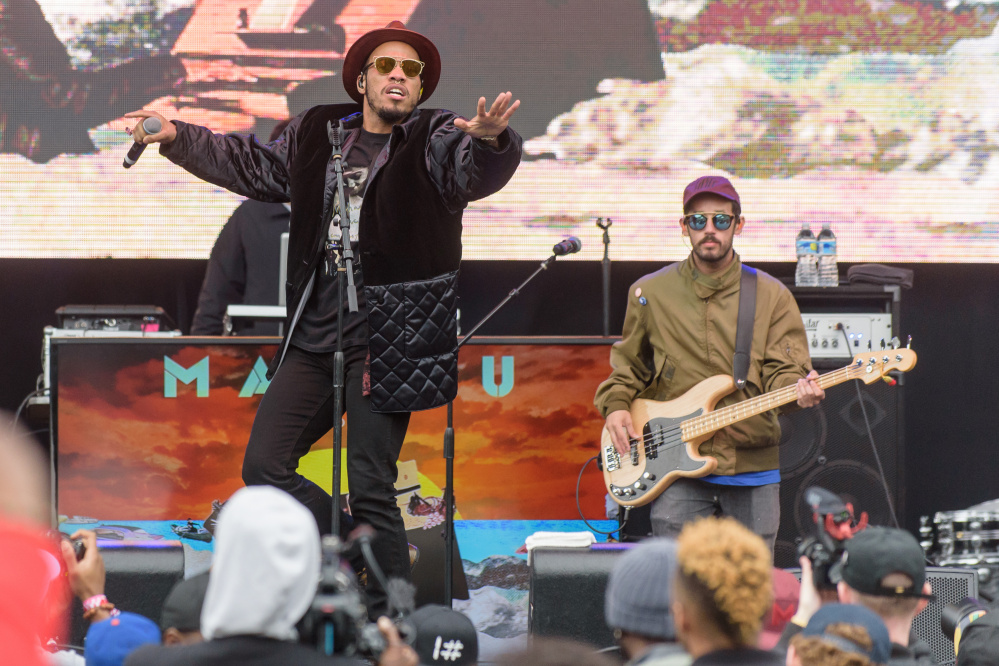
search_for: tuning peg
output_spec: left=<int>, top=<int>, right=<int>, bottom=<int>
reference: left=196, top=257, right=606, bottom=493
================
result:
left=880, top=339, right=886, bottom=350
left=906, top=335, right=912, bottom=349
left=867, top=340, right=873, bottom=351
left=891, top=336, right=901, bottom=349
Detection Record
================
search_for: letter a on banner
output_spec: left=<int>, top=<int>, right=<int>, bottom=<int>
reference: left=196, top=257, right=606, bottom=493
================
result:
left=239, top=357, right=272, bottom=397
left=481, top=355, right=514, bottom=397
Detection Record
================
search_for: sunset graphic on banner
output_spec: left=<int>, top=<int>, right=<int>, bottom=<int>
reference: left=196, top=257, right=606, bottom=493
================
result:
left=54, top=340, right=612, bottom=522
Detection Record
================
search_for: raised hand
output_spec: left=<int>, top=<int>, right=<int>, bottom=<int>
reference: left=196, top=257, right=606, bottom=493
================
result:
left=453, top=91, right=520, bottom=140
left=123, top=109, right=177, bottom=145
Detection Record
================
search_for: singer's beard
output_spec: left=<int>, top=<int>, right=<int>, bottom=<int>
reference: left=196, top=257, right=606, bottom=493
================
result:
left=691, top=235, right=734, bottom=270
left=366, top=86, right=416, bottom=126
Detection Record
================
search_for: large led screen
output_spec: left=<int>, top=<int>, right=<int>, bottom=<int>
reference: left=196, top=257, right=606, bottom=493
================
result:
left=4, top=1, right=999, bottom=261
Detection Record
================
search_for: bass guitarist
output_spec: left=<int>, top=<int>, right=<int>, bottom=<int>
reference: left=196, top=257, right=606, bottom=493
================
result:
left=594, top=175, right=825, bottom=551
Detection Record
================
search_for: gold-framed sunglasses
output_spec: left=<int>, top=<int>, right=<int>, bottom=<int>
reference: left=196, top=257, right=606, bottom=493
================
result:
left=364, top=56, right=425, bottom=78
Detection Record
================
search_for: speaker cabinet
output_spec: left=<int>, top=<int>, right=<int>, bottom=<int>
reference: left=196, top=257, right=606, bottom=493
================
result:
left=790, top=566, right=976, bottom=666
left=528, top=545, right=632, bottom=650
left=69, top=542, right=185, bottom=645
left=774, top=368, right=905, bottom=568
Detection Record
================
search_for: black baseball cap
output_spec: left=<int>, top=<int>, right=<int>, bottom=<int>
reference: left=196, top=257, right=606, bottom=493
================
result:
left=409, top=604, right=478, bottom=665
left=840, top=527, right=933, bottom=599
left=160, top=571, right=210, bottom=632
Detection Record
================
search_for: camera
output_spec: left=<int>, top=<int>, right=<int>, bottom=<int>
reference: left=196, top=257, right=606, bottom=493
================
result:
left=298, top=535, right=388, bottom=658
left=942, top=597, right=990, bottom=657
left=796, top=486, right=868, bottom=589
left=47, top=530, right=86, bottom=561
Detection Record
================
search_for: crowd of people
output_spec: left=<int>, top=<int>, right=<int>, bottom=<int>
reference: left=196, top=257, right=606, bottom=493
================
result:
left=5, top=410, right=996, bottom=666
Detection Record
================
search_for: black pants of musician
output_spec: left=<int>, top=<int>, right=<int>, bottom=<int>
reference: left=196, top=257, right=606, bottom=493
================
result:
left=242, top=344, right=411, bottom=614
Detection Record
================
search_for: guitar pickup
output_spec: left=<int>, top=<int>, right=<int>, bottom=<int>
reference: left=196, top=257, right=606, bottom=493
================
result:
left=630, top=439, right=639, bottom=466
left=603, top=443, right=620, bottom=472
left=647, top=423, right=664, bottom=460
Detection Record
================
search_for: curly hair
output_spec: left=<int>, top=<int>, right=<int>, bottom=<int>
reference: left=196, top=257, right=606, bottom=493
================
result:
left=789, top=623, right=874, bottom=666
left=675, top=516, right=773, bottom=646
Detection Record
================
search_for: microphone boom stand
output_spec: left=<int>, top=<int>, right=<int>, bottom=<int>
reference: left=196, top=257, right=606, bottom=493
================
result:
left=327, top=120, right=358, bottom=540
left=442, top=251, right=567, bottom=606
left=596, top=217, right=612, bottom=337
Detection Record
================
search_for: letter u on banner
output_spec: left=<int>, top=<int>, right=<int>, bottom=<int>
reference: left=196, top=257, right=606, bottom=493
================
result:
left=481, top=355, right=514, bottom=397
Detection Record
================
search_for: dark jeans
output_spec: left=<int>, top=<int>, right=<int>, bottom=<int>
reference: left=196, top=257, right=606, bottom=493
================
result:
left=649, top=477, right=780, bottom=554
left=242, top=344, right=411, bottom=613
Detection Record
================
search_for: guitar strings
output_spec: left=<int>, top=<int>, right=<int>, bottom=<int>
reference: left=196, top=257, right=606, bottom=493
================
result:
left=619, top=364, right=867, bottom=457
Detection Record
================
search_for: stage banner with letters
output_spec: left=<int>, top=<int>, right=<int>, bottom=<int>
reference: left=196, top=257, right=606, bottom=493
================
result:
left=53, top=337, right=613, bottom=524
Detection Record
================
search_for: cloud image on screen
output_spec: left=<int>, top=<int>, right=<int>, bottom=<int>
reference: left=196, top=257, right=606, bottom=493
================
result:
left=2, top=0, right=999, bottom=262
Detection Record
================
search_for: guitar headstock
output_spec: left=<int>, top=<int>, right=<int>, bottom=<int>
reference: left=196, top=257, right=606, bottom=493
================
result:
left=848, top=342, right=917, bottom=384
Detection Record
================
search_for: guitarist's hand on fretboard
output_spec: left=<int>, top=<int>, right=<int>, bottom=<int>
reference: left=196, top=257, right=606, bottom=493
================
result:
left=795, top=370, right=825, bottom=408
left=606, top=409, right=639, bottom=456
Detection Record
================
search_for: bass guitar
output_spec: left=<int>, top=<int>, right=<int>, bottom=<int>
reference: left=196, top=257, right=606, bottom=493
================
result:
left=601, top=343, right=917, bottom=507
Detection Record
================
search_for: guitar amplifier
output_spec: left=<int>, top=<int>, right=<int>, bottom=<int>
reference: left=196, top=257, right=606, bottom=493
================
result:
left=800, top=312, right=893, bottom=359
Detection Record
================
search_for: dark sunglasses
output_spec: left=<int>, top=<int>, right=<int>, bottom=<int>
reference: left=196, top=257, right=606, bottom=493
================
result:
left=684, top=213, right=735, bottom=231
left=364, top=56, right=425, bottom=78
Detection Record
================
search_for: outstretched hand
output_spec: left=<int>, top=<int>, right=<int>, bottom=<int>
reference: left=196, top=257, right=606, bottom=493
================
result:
left=454, top=92, right=520, bottom=139
left=123, top=109, right=177, bottom=145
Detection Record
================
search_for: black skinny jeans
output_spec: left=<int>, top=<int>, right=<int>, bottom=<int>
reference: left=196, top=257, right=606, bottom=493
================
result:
left=242, top=344, right=411, bottom=612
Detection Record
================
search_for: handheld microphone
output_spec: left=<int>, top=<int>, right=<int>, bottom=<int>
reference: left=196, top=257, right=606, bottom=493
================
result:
left=552, top=236, right=582, bottom=256
left=122, top=117, right=162, bottom=169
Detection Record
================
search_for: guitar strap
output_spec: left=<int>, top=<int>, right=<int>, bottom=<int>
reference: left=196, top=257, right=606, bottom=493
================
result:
left=733, top=265, right=758, bottom=389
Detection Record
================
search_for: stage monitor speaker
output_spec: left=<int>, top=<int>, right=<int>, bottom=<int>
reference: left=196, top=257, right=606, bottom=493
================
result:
left=68, top=542, right=185, bottom=646
left=789, top=566, right=976, bottom=666
left=774, top=369, right=905, bottom=568
left=406, top=526, right=469, bottom=607
left=529, top=545, right=631, bottom=650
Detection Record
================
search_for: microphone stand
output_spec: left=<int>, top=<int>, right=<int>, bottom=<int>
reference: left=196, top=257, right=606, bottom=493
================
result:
left=442, top=250, right=569, bottom=607
left=326, top=120, right=359, bottom=540
left=596, top=217, right=612, bottom=336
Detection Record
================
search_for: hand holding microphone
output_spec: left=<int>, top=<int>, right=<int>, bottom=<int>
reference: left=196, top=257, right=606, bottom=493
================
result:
left=122, top=110, right=177, bottom=169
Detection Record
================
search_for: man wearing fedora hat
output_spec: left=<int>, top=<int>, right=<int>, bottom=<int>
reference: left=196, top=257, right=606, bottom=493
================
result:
left=125, top=21, right=522, bottom=614
left=595, top=175, right=822, bottom=550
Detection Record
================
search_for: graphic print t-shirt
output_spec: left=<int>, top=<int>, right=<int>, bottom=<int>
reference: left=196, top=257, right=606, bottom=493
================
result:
left=291, top=129, right=390, bottom=352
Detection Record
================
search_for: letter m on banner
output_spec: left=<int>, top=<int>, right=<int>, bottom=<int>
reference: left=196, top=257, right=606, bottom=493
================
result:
left=164, top=356, right=209, bottom=398
left=481, top=355, right=514, bottom=397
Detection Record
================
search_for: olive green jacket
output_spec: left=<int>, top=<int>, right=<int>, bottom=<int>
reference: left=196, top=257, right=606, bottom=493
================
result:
left=594, top=254, right=812, bottom=475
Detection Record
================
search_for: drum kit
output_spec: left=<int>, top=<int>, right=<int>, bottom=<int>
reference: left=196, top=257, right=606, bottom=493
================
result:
left=921, top=501, right=999, bottom=596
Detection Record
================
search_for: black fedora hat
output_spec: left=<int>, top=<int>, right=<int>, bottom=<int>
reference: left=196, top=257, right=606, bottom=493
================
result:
left=341, top=21, right=441, bottom=105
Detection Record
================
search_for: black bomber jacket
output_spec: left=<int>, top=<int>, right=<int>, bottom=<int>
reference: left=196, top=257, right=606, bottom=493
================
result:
left=161, top=104, right=523, bottom=411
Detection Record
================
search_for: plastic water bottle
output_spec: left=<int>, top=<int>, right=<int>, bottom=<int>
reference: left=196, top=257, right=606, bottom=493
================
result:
left=795, top=224, right=818, bottom=287
left=817, top=223, right=838, bottom=287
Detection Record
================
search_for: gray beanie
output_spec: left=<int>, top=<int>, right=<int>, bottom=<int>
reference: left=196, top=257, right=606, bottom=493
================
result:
left=604, top=538, right=678, bottom=640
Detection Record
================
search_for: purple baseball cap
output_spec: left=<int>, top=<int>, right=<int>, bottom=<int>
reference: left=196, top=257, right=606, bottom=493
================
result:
left=683, top=175, right=740, bottom=207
